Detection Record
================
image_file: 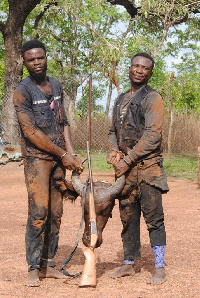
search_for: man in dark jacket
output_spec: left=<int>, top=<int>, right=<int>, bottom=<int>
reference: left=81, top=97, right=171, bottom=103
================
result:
left=13, top=40, right=83, bottom=287
left=107, top=53, right=169, bottom=284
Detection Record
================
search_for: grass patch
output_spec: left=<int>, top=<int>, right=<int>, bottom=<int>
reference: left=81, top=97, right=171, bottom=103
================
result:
left=163, top=153, right=198, bottom=180
left=77, top=150, right=198, bottom=180
left=77, top=151, right=113, bottom=172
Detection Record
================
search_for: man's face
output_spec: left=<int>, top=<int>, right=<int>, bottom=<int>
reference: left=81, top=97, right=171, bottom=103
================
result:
left=23, top=48, right=47, bottom=80
left=129, top=56, right=153, bottom=86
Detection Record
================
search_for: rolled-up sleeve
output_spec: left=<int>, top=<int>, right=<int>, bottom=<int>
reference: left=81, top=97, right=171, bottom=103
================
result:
left=13, top=88, right=39, bottom=137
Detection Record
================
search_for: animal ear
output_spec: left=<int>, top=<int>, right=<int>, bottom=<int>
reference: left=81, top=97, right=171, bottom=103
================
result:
left=107, top=175, right=126, bottom=198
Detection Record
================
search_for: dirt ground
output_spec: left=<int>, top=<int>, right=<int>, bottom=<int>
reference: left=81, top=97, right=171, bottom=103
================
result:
left=0, top=162, right=200, bottom=298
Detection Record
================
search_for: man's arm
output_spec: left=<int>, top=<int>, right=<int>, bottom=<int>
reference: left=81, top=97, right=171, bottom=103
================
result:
left=113, top=92, right=164, bottom=177
left=13, top=89, right=81, bottom=172
left=127, top=92, right=164, bottom=163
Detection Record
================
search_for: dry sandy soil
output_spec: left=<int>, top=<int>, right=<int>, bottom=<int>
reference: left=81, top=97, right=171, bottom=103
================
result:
left=0, top=162, right=200, bottom=298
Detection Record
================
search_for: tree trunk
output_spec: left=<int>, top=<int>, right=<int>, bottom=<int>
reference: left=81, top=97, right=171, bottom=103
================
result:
left=68, top=98, right=76, bottom=130
left=167, top=72, right=174, bottom=161
left=1, top=32, right=23, bottom=143
left=0, top=0, right=41, bottom=143
left=105, top=80, right=112, bottom=119
left=167, top=108, right=174, bottom=161
left=198, top=147, right=200, bottom=189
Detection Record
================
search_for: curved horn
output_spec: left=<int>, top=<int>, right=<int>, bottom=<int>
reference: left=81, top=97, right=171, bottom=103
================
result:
left=71, top=171, right=85, bottom=195
left=107, top=174, right=126, bottom=198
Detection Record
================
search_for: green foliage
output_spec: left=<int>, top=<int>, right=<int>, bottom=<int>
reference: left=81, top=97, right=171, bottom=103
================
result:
left=0, top=0, right=9, bottom=21
left=22, top=0, right=129, bottom=105
left=22, top=66, right=29, bottom=80
left=76, top=81, right=106, bottom=118
left=150, top=57, right=168, bottom=89
left=172, top=73, right=200, bottom=117
left=1, top=0, right=200, bottom=119
left=138, top=0, right=196, bottom=27
left=75, top=151, right=114, bottom=172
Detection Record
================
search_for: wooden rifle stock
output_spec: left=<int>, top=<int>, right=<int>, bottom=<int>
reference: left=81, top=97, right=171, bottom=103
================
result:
left=79, top=141, right=98, bottom=288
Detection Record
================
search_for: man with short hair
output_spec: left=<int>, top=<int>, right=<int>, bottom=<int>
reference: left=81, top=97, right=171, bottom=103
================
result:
left=13, top=39, right=83, bottom=287
left=107, top=53, right=169, bottom=284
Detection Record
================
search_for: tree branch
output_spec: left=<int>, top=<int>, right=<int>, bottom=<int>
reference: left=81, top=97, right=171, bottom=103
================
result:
left=70, top=12, right=119, bottom=53
left=49, top=30, right=72, bottom=42
left=107, top=0, right=138, bottom=18
left=34, top=2, right=58, bottom=32
left=8, top=0, right=42, bottom=21
left=153, top=26, right=169, bottom=57
left=111, top=59, right=121, bottom=93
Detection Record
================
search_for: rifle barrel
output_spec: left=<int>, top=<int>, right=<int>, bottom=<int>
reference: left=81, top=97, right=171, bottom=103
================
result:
left=86, top=140, right=97, bottom=242
left=87, top=141, right=94, bottom=198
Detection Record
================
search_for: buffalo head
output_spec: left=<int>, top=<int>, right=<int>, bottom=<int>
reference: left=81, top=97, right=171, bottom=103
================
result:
left=71, top=172, right=125, bottom=248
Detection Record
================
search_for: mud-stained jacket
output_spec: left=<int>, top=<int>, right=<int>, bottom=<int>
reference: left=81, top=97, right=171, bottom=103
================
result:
left=109, top=85, right=169, bottom=193
left=13, top=76, right=68, bottom=160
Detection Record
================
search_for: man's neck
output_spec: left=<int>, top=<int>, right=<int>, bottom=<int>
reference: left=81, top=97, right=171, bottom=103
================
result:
left=130, top=83, right=147, bottom=94
left=30, top=75, right=52, bottom=95
left=30, top=76, right=47, bottom=86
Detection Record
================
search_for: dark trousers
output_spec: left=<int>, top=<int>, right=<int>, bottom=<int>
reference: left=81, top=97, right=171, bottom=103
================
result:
left=24, top=158, right=65, bottom=271
left=119, top=182, right=166, bottom=261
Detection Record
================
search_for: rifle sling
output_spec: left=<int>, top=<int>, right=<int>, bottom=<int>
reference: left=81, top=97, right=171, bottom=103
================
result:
left=61, top=177, right=89, bottom=278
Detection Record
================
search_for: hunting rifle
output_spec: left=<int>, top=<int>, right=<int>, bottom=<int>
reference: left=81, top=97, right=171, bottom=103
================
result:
left=79, top=141, right=98, bottom=288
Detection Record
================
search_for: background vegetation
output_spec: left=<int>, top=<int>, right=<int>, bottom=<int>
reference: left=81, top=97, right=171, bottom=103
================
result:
left=0, top=0, right=200, bottom=162
left=76, top=151, right=198, bottom=180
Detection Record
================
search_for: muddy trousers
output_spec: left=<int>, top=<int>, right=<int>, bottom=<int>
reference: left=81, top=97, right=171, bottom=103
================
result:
left=119, top=182, right=166, bottom=261
left=24, top=158, right=65, bottom=271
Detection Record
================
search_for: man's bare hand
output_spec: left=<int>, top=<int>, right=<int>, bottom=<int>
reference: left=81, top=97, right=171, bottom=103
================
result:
left=61, top=153, right=83, bottom=174
left=106, top=151, right=122, bottom=165
left=73, top=155, right=84, bottom=174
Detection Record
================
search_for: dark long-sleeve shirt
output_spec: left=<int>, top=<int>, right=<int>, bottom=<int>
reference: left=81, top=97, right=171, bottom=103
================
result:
left=109, top=87, right=164, bottom=163
left=109, top=86, right=169, bottom=193
left=13, top=76, right=69, bottom=159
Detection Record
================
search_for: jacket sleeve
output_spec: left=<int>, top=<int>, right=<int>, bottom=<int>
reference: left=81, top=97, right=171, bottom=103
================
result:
left=128, top=91, right=164, bottom=162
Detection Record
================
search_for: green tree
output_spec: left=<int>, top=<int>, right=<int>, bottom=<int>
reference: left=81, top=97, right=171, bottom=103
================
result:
left=0, top=0, right=199, bottom=143
left=137, top=0, right=200, bottom=57
left=24, top=0, right=130, bottom=126
left=172, top=73, right=200, bottom=117
left=0, top=0, right=135, bottom=141
left=76, top=81, right=106, bottom=118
